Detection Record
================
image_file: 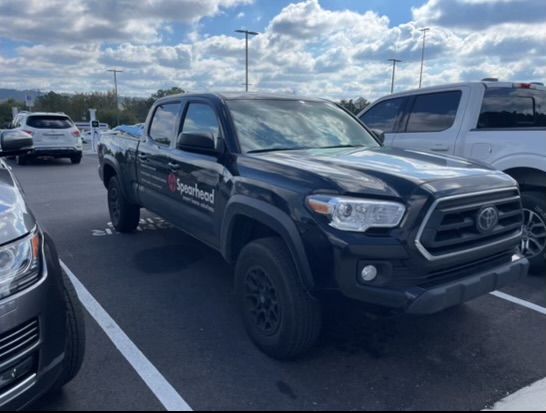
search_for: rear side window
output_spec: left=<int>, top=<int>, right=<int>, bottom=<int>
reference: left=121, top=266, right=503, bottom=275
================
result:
left=406, top=91, right=462, bottom=132
left=26, top=115, right=73, bottom=129
left=149, top=102, right=181, bottom=146
left=360, top=97, right=405, bottom=133
left=478, top=88, right=546, bottom=128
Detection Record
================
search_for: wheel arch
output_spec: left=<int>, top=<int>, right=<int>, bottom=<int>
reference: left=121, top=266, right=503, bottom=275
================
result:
left=221, top=195, right=315, bottom=290
left=503, top=167, right=546, bottom=191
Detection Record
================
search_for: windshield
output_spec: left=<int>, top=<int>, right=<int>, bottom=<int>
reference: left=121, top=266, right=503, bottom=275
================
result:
left=227, top=99, right=379, bottom=153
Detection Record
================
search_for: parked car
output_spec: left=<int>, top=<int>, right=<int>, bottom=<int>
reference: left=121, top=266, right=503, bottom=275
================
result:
left=0, top=130, right=85, bottom=409
left=98, top=93, right=528, bottom=359
left=358, top=81, right=546, bottom=271
left=13, top=112, right=83, bottom=165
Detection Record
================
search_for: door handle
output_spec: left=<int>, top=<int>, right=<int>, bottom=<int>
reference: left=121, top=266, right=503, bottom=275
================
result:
left=168, top=162, right=180, bottom=171
left=430, top=145, right=449, bottom=152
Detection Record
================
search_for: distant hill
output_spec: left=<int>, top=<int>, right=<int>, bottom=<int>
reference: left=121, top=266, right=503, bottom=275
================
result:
left=0, top=88, right=44, bottom=103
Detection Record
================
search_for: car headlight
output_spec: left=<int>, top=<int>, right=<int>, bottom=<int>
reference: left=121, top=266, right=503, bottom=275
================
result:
left=0, top=231, right=41, bottom=300
left=307, top=195, right=406, bottom=232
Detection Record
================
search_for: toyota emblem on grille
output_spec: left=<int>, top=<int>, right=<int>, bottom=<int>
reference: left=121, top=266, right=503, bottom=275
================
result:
left=477, top=206, right=499, bottom=233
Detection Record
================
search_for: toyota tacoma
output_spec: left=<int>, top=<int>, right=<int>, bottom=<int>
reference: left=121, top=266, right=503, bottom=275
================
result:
left=98, top=93, right=528, bottom=359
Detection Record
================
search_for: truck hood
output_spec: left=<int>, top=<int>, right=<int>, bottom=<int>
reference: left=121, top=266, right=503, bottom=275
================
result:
left=0, top=161, right=36, bottom=245
left=251, top=146, right=516, bottom=198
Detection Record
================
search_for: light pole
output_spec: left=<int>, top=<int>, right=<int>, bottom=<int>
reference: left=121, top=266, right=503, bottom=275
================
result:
left=388, top=58, right=402, bottom=94
left=419, top=28, right=430, bottom=89
left=235, top=29, right=259, bottom=92
left=107, top=69, right=123, bottom=126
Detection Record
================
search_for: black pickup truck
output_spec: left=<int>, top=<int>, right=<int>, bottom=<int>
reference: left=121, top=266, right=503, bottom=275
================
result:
left=98, top=93, right=528, bottom=359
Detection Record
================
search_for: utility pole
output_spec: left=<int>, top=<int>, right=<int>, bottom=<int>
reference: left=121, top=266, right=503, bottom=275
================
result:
left=235, top=29, right=259, bottom=92
left=107, top=69, right=123, bottom=126
left=419, top=28, right=430, bottom=88
left=388, top=58, right=402, bottom=94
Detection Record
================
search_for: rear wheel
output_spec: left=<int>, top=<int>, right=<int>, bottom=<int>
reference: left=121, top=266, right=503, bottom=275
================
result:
left=16, top=155, right=28, bottom=165
left=50, top=269, right=86, bottom=392
left=107, top=176, right=140, bottom=232
left=235, top=237, right=322, bottom=360
left=520, top=191, right=546, bottom=272
left=71, top=154, right=82, bottom=164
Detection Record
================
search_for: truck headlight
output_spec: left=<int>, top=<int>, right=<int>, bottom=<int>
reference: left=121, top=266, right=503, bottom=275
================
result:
left=0, top=231, right=41, bottom=300
left=307, top=195, right=406, bottom=232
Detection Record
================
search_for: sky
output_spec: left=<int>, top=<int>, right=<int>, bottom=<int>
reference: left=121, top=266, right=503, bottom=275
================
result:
left=0, top=0, right=544, bottom=101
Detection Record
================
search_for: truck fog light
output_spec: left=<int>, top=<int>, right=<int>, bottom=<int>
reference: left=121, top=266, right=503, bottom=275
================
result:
left=361, top=265, right=378, bottom=282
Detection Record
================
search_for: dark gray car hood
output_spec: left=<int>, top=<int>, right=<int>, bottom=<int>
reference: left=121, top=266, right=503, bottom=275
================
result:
left=0, top=160, right=36, bottom=245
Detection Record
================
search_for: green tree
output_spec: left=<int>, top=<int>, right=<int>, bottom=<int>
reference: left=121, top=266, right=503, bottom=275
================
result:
left=0, top=99, right=23, bottom=128
left=151, top=87, right=185, bottom=100
left=338, top=97, right=369, bottom=115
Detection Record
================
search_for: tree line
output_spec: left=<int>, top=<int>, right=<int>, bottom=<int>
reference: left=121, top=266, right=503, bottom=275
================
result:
left=0, top=87, right=368, bottom=128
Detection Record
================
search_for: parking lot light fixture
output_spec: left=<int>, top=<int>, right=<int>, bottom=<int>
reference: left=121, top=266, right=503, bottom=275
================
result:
left=419, top=28, right=430, bottom=88
left=107, top=69, right=123, bottom=126
left=388, top=58, right=402, bottom=94
left=235, top=29, right=259, bottom=92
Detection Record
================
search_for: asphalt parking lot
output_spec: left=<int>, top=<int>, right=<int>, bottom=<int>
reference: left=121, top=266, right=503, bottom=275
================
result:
left=8, top=154, right=546, bottom=411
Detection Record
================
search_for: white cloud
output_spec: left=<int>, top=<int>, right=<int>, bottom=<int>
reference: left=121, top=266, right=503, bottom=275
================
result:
left=0, top=0, right=543, bottom=101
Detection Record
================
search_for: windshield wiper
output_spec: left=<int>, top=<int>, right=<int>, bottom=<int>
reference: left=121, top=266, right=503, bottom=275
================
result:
left=247, top=146, right=312, bottom=154
left=314, top=144, right=367, bottom=150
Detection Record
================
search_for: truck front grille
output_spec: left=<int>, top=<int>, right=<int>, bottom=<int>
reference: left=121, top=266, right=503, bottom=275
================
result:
left=0, top=319, right=40, bottom=367
left=416, top=188, right=523, bottom=260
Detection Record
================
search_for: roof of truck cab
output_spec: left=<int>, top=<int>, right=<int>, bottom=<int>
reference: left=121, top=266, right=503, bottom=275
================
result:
left=379, top=81, right=545, bottom=101
left=155, top=92, right=325, bottom=105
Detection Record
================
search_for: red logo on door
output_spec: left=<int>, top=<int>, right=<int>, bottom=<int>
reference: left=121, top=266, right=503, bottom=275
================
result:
left=168, top=173, right=177, bottom=193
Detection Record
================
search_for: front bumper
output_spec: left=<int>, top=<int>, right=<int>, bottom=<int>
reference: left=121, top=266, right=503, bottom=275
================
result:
left=0, top=234, right=67, bottom=410
left=338, top=254, right=529, bottom=314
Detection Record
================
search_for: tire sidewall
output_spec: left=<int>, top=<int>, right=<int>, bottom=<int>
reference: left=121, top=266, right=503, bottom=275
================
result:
left=521, top=191, right=546, bottom=269
left=236, top=242, right=302, bottom=353
left=107, top=177, right=122, bottom=228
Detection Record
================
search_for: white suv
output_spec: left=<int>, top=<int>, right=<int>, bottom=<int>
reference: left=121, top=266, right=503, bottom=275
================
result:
left=13, top=112, right=83, bottom=165
left=358, top=81, right=546, bottom=270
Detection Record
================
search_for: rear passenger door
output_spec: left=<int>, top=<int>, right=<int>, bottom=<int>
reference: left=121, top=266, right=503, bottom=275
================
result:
left=392, top=89, right=467, bottom=155
left=359, top=97, right=408, bottom=145
left=137, top=100, right=182, bottom=219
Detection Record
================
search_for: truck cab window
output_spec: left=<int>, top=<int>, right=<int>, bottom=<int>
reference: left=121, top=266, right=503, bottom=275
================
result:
left=149, top=102, right=181, bottom=146
left=406, top=91, right=461, bottom=132
left=478, top=88, right=546, bottom=128
left=360, top=97, right=405, bottom=132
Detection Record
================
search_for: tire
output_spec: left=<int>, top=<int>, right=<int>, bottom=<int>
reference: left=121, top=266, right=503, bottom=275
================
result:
left=71, top=154, right=82, bottom=164
left=107, top=176, right=140, bottom=232
left=521, top=191, right=546, bottom=272
left=50, top=269, right=86, bottom=391
left=16, top=155, right=28, bottom=165
left=235, top=237, right=322, bottom=360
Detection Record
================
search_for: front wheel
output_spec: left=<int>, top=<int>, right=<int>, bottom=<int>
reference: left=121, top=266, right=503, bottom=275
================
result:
left=50, top=269, right=86, bottom=392
left=107, top=176, right=140, bottom=232
left=520, top=191, right=546, bottom=272
left=235, top=237, right=322, bottom=360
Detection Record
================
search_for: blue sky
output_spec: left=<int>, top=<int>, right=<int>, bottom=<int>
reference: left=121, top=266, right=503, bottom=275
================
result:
left=0, top=0, right=544, bottom=100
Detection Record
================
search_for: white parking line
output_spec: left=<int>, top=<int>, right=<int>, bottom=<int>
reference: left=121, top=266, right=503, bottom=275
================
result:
left=60, top=261, right=193, bottom=412
left=490, top=291, right=546, bottom=316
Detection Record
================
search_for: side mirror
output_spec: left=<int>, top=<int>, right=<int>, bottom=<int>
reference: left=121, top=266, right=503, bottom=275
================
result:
left=177, top=131, right=218, bottom=154
left=371, top=129, right=385, bottom=144
left=0, top=130, right=33, bottom=157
